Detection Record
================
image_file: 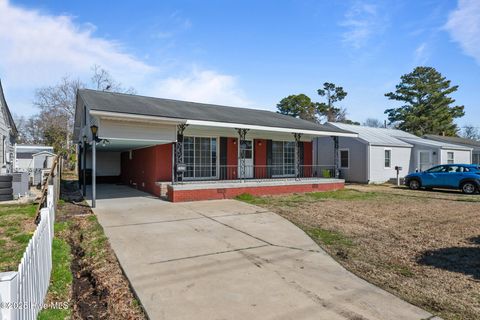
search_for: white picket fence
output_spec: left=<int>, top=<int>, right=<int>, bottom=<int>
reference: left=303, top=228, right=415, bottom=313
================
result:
left=0, top=185, right=56, bottom=320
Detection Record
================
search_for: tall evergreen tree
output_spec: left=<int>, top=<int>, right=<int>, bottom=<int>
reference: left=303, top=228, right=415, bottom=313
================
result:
left=384, top=67, right=464, bottom=136
left=317, top=82, right=348, bottom=122
left=276, top=94, right=318, bottom=122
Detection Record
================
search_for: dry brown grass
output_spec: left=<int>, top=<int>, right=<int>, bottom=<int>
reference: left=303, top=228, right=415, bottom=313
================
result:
left=243, top=185, right=480, bottom=320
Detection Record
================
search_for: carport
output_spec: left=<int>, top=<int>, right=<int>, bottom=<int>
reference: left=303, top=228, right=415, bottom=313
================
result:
left=76, top=110, right=182, bottom=207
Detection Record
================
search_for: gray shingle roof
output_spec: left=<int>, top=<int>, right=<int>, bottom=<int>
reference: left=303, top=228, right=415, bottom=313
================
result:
left=78, top=89, right=352, bottom=134
left=424, top=134, right=480, bottom=150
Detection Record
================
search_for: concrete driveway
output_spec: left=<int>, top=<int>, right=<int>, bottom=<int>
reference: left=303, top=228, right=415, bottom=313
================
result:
left=92, top=185, right=436, bottom=320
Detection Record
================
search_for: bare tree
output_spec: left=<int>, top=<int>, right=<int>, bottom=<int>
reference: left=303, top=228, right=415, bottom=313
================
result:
left=91, top=65, right=136, bottom=94
left=460, top=125, right=480, bottom=140
left=34, top=76, right=83, bottom=129
left=13, top=114, right=46, bottom=144
left=31, top=65, right=136, bottom=157
left=363, top=118, right=384, bottom=128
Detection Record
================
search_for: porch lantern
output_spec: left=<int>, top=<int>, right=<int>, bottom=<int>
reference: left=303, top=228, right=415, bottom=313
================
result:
left=90, top=124, right=98, bottom=139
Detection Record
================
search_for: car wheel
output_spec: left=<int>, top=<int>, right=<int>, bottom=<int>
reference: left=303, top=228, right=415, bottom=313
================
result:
left=408, top=179, right=421, bottom=190
left=461, top=182, right=477, bottom=195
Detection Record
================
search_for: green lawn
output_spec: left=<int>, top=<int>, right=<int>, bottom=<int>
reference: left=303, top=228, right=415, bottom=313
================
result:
left=236, top=189, right=380, bottom=206
left=0, top=204, right=37, bottom=272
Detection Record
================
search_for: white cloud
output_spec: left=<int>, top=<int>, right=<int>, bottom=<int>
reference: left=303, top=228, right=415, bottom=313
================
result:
left=0, top=0, right=250, bottom=113
left=340, top=2, right=387, bottom=49
left=0, top=0, right=153, bottom=87
left=414, top=42, right=429, bottom=64
left=445, top=0, right=480, bottom=64
left=149, top=67, right=251, bottom=107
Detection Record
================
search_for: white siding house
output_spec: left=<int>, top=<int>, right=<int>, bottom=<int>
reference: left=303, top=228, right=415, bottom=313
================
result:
left=0, top=80, right=18, bottom=173
left=424, top=134, right=480, bottom=166
left=314, top=123, right=473, bottom=184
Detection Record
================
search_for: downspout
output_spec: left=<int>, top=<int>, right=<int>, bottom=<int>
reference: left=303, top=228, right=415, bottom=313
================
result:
left=366, top=144, right=370, bottom=184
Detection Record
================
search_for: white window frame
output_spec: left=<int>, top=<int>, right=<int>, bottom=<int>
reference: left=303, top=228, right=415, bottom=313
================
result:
left=384, top=148, right=392, bottom=169
left=339, top=148, right=350, bottom=169
left=182, top=135, right=219, bottom=180
left=447, top=151, right=454, bottom=164
left=271, top=140, right=296, bottom=177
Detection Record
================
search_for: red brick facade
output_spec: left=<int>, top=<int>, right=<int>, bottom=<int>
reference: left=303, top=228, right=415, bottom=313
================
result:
left=167, top=182, right=344, bottom=202
left=120, top=143, right=172, bottom=196
left=254, top=139, right=267, bottom=178
left=226, top=137, right=238, bottom=179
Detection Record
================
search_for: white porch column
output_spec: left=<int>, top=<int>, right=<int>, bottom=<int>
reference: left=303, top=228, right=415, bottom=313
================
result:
left=82, top=137, right=87, bottom=196
left=92, top=140, right=96, bottom=208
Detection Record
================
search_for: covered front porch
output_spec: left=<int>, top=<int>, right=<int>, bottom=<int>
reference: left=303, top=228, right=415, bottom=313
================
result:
left=77, top=108, right=355, bottom=205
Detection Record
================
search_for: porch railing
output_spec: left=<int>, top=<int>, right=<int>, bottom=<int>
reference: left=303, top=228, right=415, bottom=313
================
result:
left=176, top=164, right=336, bottom=183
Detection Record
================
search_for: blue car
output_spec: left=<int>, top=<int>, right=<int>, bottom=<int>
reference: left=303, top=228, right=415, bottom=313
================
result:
left=405, top=164, right=480, bottom=194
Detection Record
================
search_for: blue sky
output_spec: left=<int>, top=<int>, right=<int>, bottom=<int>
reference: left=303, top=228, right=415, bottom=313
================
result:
left=1, top=0, right=479, bottom=129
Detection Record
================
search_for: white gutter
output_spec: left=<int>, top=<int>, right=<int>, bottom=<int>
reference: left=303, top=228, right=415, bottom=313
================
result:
left=89, top=110, right=358, bottom=138
left=185, top=119, right=358, bottom=137
left=89, top=110, right=187, bottom=124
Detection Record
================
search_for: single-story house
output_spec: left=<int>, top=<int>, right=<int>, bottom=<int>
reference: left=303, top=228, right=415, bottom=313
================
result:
left=73, top=89, right=357, bottom=205
left=424, top=134, right=480, bottom=165
left=314, top=122, right=473, bottom=183
left=0, top=80, right=18, bottom=173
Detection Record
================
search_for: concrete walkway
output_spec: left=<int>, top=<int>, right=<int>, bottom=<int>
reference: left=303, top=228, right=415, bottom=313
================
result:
left=91, top=184, right=436, bottom=320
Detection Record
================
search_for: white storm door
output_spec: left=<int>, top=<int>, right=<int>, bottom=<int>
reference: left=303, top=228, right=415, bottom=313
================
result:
left=418, top=151, right=432, bottom=171
left=239, top=140, right=254, bottom=178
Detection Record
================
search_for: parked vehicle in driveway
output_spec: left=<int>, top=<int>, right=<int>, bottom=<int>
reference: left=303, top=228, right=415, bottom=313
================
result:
left=405, top=164, right=480, bottom=194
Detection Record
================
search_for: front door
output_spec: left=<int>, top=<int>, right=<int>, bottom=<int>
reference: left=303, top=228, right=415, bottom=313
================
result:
left=418, top=151, right=432, bottom=171
left=238, top=140, right=253, bottom=178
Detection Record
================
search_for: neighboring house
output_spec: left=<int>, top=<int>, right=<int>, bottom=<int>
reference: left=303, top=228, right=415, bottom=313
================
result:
left=423, top=134, right=480, bottom=165
left=0, top=80, right=18, bottom=173
left=15, top=144, right=55, bottom=173
left=314, top=123, right=472, bottom=183
left=73, top=89, right=357, bottom=204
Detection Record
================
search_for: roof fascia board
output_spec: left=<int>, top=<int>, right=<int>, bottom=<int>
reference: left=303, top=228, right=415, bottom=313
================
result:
left=410, top=139, right=472, bottom=150
left=89, top=110, right=187, bottom=124
left=369, top=143, right=413, bottom=148
left=185, top=119, right=358, bottom=137
left=88, top=110, right=358, bottom=137
left=440, top=145, right=473, bottom=151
